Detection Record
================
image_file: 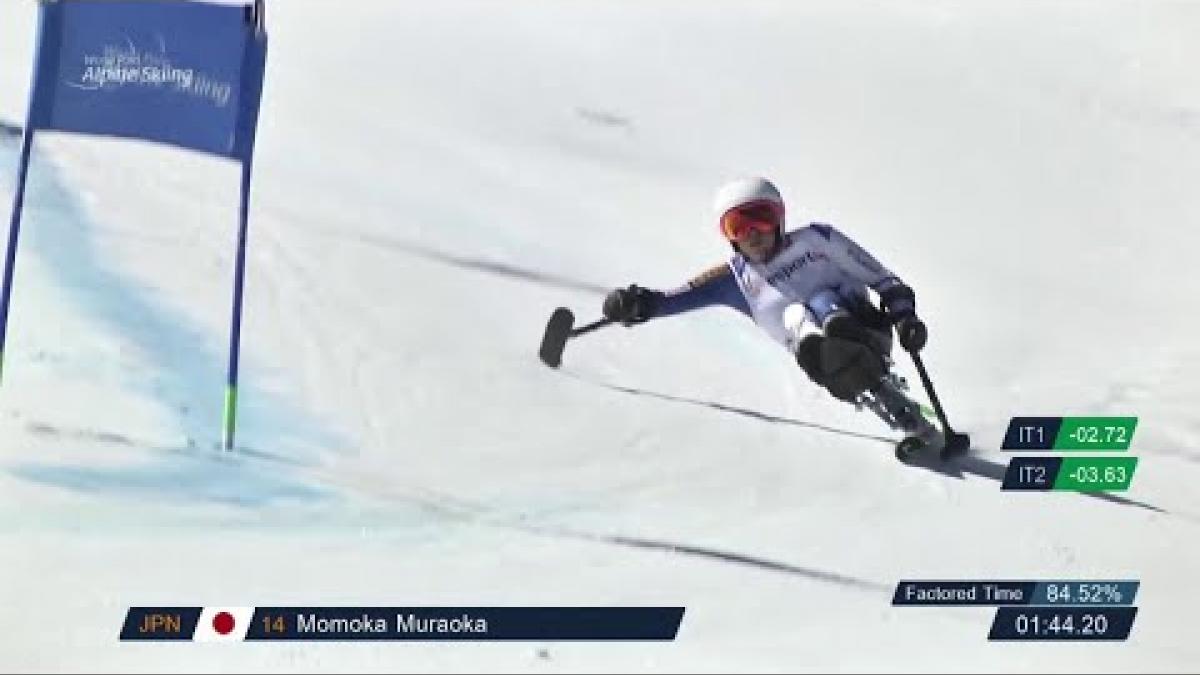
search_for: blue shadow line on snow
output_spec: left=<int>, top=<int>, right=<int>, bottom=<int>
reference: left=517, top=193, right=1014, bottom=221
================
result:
left=518, top=521, right=888, bottom=591
left=563, top=370, right=897, bottom=445
left=602, top=532, right=889, bottom=591
left=1, top=136, right=343, bottom=506
left=334, top=228, right=612, bottom=296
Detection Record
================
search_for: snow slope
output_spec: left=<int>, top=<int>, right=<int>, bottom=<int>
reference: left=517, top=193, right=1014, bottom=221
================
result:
left=2, top=1, right=1199, bottom=672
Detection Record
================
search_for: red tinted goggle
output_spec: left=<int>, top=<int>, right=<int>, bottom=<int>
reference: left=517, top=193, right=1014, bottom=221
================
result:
left=720, top=202, right=783, bottom=241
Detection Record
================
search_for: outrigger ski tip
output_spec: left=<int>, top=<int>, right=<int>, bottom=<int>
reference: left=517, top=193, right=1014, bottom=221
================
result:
left=538, top=307, right=575, bottom=368
left=538, top=308, right=616, bottom=368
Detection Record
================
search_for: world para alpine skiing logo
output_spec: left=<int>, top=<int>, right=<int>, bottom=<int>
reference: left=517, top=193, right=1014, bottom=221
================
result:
left=65, top=36, right=234, bottom=108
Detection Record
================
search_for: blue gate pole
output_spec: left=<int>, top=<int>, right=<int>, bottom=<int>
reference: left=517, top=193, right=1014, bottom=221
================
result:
left=0, top=128, right=37, bottom=384
left=223, top=157, right=255, bottom=450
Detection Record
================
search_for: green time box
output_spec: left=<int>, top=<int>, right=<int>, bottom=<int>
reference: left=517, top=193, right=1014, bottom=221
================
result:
left=1002, top=417, right=1137, bottom=451
left=1002, top=456, right=1137, bottom=491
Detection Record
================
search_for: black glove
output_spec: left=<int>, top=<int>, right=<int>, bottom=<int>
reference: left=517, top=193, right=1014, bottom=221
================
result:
left=602, top=284, right=658, bottom=326
left=879, top=283, right=917, bottom=324
left=896, top=315, right=928, bottom=353
left=879, top=283, right=926, bottom=351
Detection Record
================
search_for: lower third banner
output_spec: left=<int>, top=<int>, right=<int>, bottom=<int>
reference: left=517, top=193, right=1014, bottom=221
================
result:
left=120, top=607, right=685, bottom=641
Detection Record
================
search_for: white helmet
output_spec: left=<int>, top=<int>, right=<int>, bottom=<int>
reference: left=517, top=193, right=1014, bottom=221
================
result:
left=712, top=176, right=786, bottom=242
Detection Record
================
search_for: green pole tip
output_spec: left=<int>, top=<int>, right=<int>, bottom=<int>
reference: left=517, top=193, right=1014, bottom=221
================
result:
left=222, top=386, right=238, bottom=451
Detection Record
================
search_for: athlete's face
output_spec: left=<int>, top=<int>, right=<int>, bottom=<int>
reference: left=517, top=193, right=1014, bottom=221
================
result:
left=737, top=227, right=779, bottom=263
left=721, top=201, right=783, bottom=263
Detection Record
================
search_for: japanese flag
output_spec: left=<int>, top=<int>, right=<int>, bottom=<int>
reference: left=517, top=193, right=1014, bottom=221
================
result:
left=193, top=607, right=255, bottom=642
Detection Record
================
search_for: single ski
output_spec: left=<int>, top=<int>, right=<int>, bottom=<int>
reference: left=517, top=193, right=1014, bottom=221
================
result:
left=860, top=370, right=970, bottom=463
left=895, top=427, right=971, bottom=464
